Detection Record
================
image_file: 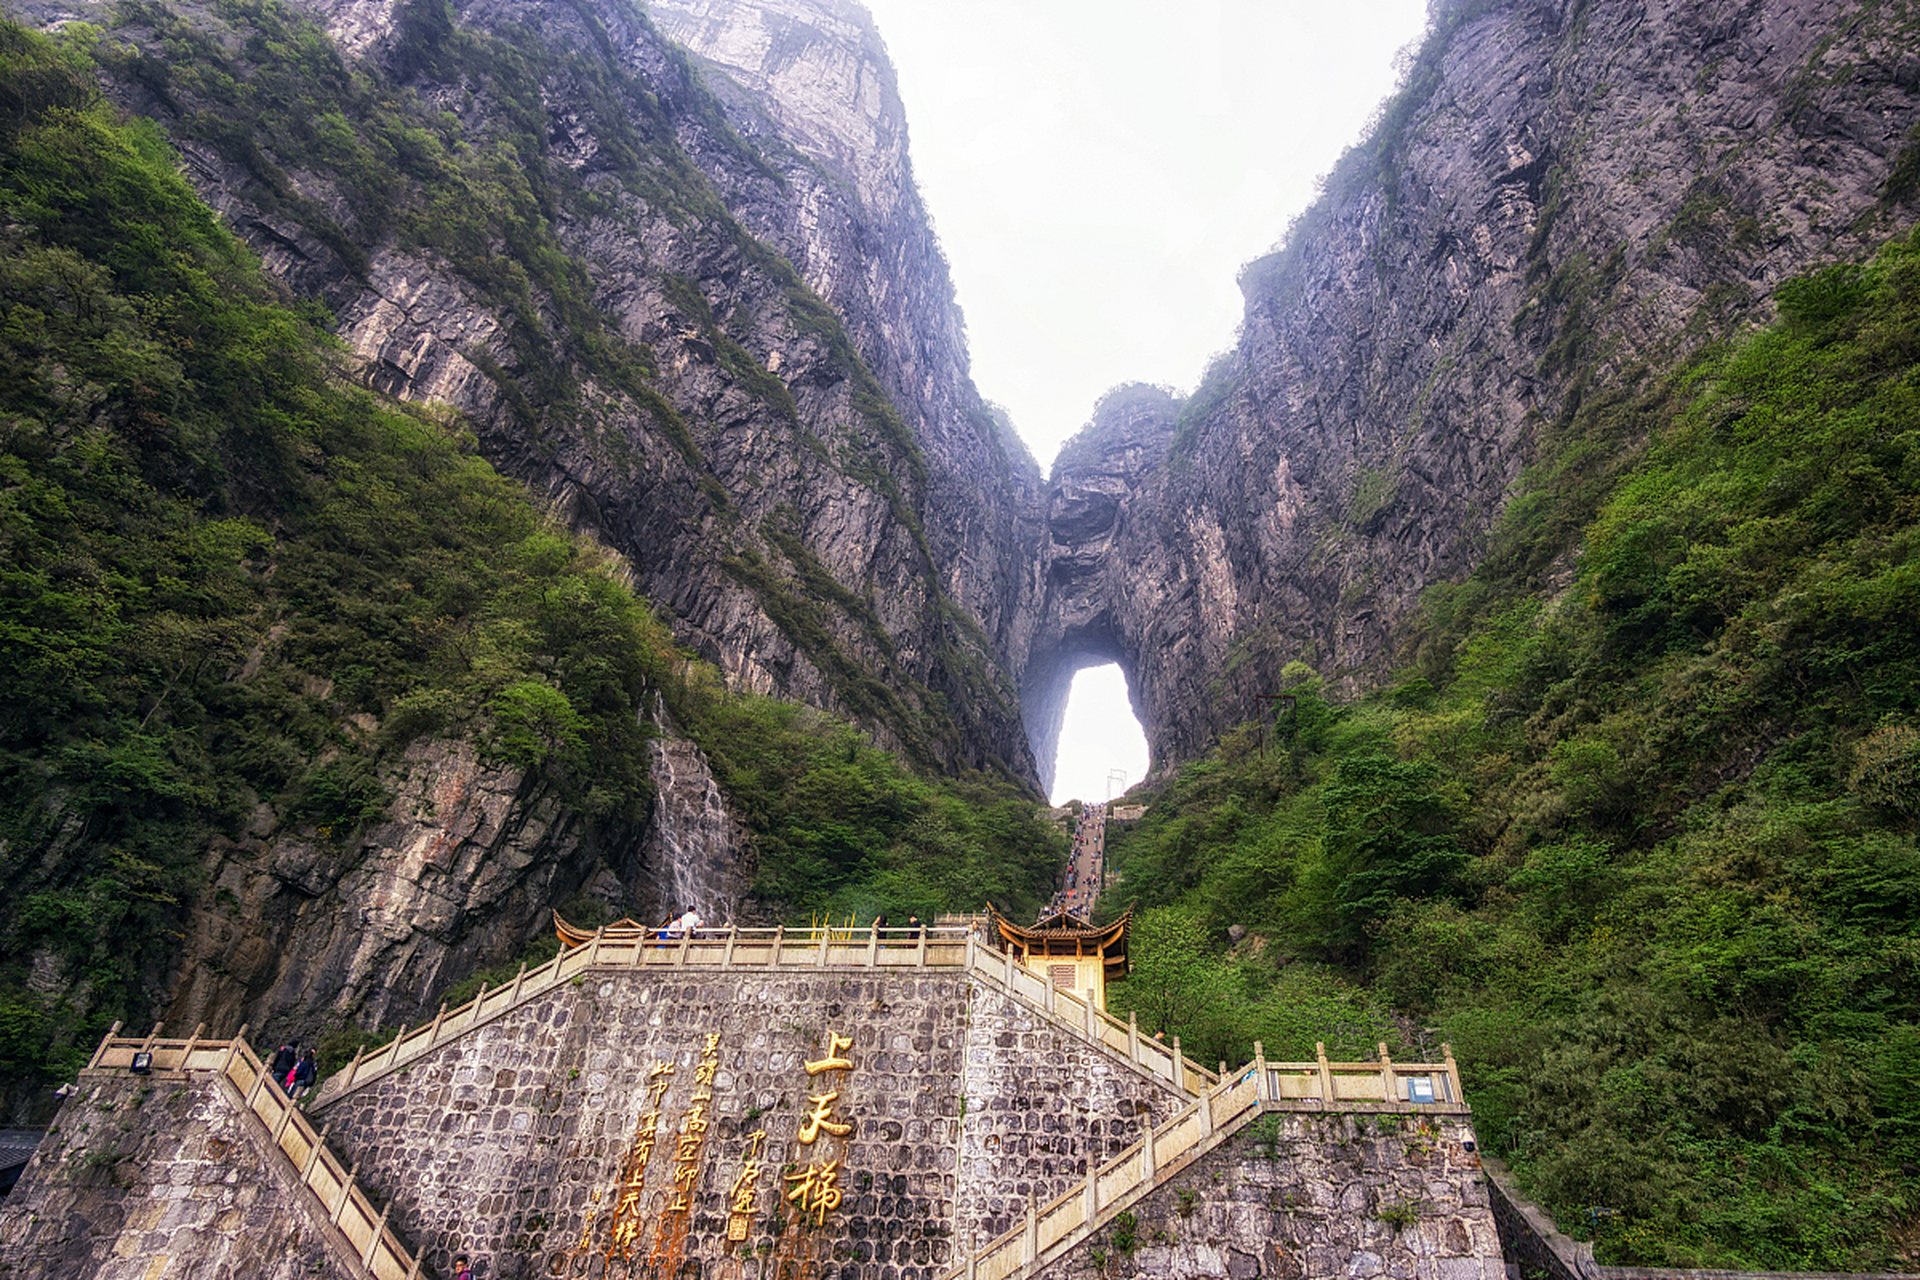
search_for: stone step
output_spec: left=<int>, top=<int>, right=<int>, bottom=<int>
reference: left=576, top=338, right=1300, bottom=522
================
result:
left=944, top=1045, right=1475, bottom=1280
left=310, top=922, right=1223, bottom=1109
left=80, top=1025, right=422, bottom=1278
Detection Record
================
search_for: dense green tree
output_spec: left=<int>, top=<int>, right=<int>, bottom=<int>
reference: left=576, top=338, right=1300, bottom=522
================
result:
left=1105, top=226, right=1920, bottom=1268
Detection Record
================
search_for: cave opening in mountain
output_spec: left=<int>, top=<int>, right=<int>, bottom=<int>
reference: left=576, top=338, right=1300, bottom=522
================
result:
left=1048, top=663, right=1149, bottom=807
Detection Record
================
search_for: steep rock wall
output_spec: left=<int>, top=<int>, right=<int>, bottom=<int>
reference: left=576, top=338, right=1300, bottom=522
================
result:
left=158, top=736, right=662, bottom=1047
left=643, top=0, right=1054, bottom=763
left=50, top=0, right=1047, bottom=782
left=1032, top=0, right=1920, bottom=767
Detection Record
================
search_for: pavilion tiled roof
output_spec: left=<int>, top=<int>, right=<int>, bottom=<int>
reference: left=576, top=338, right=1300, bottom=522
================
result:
left=989, top=904, right=1132, bottom=977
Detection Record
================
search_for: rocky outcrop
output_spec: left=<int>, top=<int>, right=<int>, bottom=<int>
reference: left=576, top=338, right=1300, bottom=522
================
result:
left=161, top=738, right=612, bottom=1039
left=1026, top=0, right=1920, bottom=767
left=1019, top=386, right=1177, bottom=796
left=155, top=718, right=752, bottom=1046
left=54, top=0, right=1046, bottom=783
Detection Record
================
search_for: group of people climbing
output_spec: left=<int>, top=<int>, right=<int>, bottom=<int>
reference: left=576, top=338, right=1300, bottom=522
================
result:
left=269, top=1039, right=318, bottom=1101
left=1041, top=803, right=1106, bottom=921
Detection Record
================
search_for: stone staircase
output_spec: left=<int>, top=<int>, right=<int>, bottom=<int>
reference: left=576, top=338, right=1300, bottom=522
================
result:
left=82, top=1024, right=422, bottom=1279
left=78, top=939, right=1473, bottom=1280
left=312, top=922, right=1221, bottom=1109
left=945, top=1042, right=1472, bottom=1280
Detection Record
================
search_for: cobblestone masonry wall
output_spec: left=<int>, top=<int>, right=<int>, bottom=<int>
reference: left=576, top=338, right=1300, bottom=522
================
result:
left=321, top=969, right=964, bottom=1280
left=956, top=985, right=1187, bottom=1250
left=1036, top=1112, right=1503, bottom=1280
left=317, top=969, right=1189, bottom=1280
left=1480, top=1157, right=1581, bottom=1280
left=0, top=1072, right=351, bottom=1280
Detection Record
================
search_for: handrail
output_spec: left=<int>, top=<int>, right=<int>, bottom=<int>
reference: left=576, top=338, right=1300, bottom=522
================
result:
left=310, top=923, right=1222, bottom=1107
left=84, top=1028, right=420, bottom=1280
left=942, top=1040, right=1471, bottom=1280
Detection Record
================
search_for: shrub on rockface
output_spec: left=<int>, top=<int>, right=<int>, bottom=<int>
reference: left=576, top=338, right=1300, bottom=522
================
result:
left=1102, top=227, right=1920, bottom=1270
left=0, top=22, right=669, bottom=1111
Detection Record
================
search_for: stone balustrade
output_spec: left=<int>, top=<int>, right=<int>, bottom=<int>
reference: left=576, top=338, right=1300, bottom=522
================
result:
left=947, top=1041, right=1471, bottom=1280
left=82, top=1022, right=421, bottom=1280
left=313, top=923, right=1222, bottom=1107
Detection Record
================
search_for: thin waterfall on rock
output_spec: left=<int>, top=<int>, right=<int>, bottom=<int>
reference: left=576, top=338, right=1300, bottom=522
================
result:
left=643, top=697, right=749, bottom=925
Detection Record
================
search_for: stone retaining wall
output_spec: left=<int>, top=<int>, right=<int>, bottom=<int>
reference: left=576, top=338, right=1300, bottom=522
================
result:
left=1480, top=1156, right=1583, bottom=1280
left=316, top=968, right=1189, bottom=1280
left=1032, top=1111, right=1502, bottom=1280
left=0, top=1071, right=353, bottom=1280
left=956, top=985, right=1185, bottom=1249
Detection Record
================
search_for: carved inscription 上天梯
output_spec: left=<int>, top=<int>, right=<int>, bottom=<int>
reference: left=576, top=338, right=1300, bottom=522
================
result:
left=785, top=1031, right=855, bottom=1227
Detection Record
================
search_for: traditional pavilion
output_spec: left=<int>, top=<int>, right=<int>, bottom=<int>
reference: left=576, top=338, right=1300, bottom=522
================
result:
left=988, top=905, right=1132, bottom=1011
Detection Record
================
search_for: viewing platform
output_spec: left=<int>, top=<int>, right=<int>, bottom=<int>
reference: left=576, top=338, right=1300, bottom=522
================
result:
left=311, top=919, right=1224, bottom=1108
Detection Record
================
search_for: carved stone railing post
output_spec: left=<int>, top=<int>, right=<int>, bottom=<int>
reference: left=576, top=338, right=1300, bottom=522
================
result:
left=331, top=1162, right=358, bottom=1224
left=86, top=1021, right=124, bottom=1071
left=178, top=1022, right=205, bottom=1069
left=219, top=1024, right=249, bottom=1076
left=301, top=1124, right=331, bottom=1181
left=363, top=1200, right=392, bottom=1270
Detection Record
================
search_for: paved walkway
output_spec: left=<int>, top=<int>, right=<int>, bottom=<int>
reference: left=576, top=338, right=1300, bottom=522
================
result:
left=1042, top=803, right=1106, bottom=921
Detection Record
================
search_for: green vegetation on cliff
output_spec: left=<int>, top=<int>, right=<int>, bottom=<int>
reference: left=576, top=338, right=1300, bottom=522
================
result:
left=0, top=23, right=1057, bottom=1112
left=1105, top=229, right=1920, bottom=1269
left=0, top=20, right=667, bottom=1094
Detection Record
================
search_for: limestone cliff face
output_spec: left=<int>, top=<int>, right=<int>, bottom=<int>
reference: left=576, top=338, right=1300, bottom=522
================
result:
left=12, top=0, right=1044, bottom=1048
left=641, top=0, right=1052, bottom=763
left=70, top=0, right=1045, bottom=781
left=159, top=730, right=754, bottom=1042
left=16, top=0, right=1918, bottom=1055
left=1028, top=0, right=1920, bottom=768
left=1020, top=386, right=1178, bottom=797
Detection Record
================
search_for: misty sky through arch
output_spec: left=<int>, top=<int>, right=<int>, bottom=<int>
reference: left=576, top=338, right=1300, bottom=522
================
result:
left=859, top=0, right=1430, bottom=801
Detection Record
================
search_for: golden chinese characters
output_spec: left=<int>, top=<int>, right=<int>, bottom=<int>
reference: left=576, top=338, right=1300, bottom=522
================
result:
left=726, top=1129, right=767, bottom=1242
left=783, top=1028, right=856, bottom=1232
left=783, top=1156, right=843, bottom=1227
left=666, top=1033, right=723, bottom=1215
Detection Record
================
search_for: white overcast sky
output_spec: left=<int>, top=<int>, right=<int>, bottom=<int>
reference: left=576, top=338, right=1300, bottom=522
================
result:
left=856, top=0, right=1432, bottom=803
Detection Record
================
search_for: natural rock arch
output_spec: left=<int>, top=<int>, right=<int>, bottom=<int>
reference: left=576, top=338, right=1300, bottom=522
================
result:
left=1020, top=385, right=1179, bottom=796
